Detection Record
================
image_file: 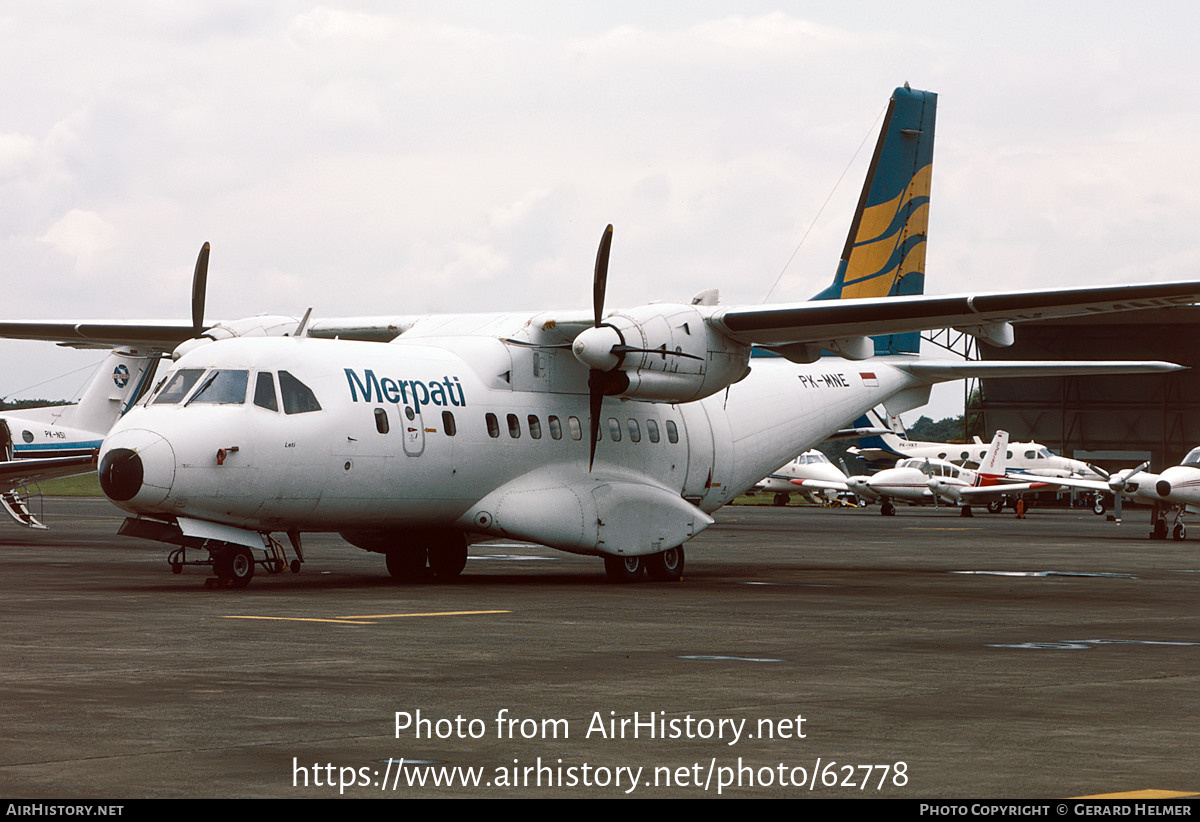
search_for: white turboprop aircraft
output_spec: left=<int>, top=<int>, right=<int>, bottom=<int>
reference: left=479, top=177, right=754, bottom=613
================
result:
left=794, top=430, right=1053, bottom=516
left=3, top=86, right=1198, bottom=586
left=1046, top=449, right=1200, bottom=540
left=758, top=450, right=854, bottom=507
left=0, top=348, right=161, bottom=527
left=848, top=406, right=1103, bottom=480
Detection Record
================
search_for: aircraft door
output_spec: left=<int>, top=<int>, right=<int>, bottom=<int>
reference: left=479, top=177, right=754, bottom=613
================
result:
left=678, top=402, right=715, bottom=504
left=399, top=402, right=425, bottom=457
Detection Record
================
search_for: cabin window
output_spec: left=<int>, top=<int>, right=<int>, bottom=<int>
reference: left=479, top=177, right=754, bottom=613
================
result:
left=628, top=419, right=641, bottom=443
left=547, top=415, right=562, bottom=440
left=151, top=368, right=205, bottom=405
left=646, top=419, right=660, bottom=443
left=507, top=413, right=521, bottom=438
left=528, top=415, right=542, bottom=439
left=485, top=413, right=500, bottom=438
left=442, top=410, right=457, bottom=436
left=253, top=372, right=279, bottom=411
left=607, top=418, right=622, bottom=442
left=567, top=416, right=582, bottom=441
left=374, top=408, right=390, bottom=434
left=666, top=420, right=679, bottom=443
left=279, top=371, right=322, bottom=414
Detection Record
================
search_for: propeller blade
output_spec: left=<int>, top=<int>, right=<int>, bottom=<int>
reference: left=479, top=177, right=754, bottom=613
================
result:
left=593, top=225, right=612, bottom=328
left=1087, top=463, right=1111, bottom=480
left=192, top=242, right=209, bottom=332
left=588, top=371, right=604, bottom=471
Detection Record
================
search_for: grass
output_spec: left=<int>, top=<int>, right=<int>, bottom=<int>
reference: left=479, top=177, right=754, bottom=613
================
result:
left=28, top=472, right=104, bottom=497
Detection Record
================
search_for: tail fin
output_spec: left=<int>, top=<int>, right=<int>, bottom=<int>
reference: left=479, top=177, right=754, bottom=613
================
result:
left=975, top=430, right=1010, bottom=485
left=28, top=349, right=161, bottom=435
left=812, top=85, right=937, bottom=355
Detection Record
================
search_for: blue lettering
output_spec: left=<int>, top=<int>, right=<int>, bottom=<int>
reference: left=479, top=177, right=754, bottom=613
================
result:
left=345, top=369, right=468, bottom=408
left=345, top=368, right=380, bottom=402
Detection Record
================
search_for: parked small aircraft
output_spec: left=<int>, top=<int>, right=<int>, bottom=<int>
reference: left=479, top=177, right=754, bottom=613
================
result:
left=0, top=348, right=160, bottom=527
left=758, top=450, right=855, bottom=506
left=1050, top=450, right=1200, bottom=539
left=848, top=406, right=1102, bottom=480
left=796, top=430, right=1053, bottom=516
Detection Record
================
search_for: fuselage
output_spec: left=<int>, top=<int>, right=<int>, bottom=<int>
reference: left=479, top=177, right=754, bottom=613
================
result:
left=99, top=335, right=931, bottom=554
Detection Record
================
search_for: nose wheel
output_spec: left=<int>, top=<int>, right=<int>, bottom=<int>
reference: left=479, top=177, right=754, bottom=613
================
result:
left=213, top=546, right=255, bottom=588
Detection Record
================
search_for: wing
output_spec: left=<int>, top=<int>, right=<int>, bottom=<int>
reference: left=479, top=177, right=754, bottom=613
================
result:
left=708, top=281, right=1200, bottom=356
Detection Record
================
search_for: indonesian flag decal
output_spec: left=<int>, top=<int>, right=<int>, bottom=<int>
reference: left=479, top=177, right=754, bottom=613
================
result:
left=859, top=372, right=878, bottom=387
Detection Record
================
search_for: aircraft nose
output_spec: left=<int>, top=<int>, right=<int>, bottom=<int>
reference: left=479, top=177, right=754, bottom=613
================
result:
left=98, top=428, right=176, bottom=509
left=1156, top=479, right=1172, bottom=497
left=99, top=448, right=143, bottom=501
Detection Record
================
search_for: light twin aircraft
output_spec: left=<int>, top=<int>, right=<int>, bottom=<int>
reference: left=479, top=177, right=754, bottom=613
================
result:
left=3, top=86, right=1198, bottom=586
left=1048, top=450, right=1200, bottom=540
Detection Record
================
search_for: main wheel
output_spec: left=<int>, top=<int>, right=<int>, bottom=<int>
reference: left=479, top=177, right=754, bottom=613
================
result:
left=644, top=547, right=684, bottom=582
left=386, top=547, right=427, bottom=581
left=1173, top=522, right=1186, bottom=541
left=604, top=555, right=644, bottom=583
left=881, top=502, right=896, bottom=517
left=429, top=537, right=468, bottom=580
left=987, top=500, right=1003, bottom=514
left=213, top=545, right=255, bottom=588
left=773, top=493, right=789, bottom=507
left=1151, top=519, right=1168, bottom=540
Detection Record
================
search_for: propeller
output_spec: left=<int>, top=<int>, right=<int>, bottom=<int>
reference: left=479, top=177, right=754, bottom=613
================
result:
left=571, top=225, right=705, bottom=470
left=585, top=226, right=615, bottom=470
left=1106, top=461, right=1149, bottom=524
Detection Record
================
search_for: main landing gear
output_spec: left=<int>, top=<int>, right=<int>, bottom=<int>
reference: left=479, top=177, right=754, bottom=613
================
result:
left=1149, top=505, right=1187, bottom=541
left=880, top=501, right=896, bottom=516
left=384, top=533, right=469, bottom=582
left=603, top=546, right=685, bottom=583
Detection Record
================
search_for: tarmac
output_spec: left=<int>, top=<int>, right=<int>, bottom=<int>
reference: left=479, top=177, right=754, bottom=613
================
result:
left=0, top=497, right=1197, bottom=799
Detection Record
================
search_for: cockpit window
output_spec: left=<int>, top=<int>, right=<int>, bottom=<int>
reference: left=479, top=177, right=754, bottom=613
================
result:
left=188, top=370, right=249, bottom=405
left=279, top=370, right=322, bottom=414
left=151, top=369, right=206, bottom=405
left=253, top=372, right=279, bottom=411
left=1182, top=447, right=1200, bottom=468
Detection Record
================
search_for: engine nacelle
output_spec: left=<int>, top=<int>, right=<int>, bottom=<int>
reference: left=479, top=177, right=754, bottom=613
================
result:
left=172, top=315, right=300, bottom=360
left=573, top=304, right=751, bottom=403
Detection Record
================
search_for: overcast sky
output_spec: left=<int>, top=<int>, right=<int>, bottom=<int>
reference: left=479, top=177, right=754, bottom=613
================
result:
left=3, top=2, right=1199, bottom=420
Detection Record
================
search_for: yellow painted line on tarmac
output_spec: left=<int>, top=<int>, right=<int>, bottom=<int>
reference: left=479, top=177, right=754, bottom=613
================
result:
left=338, top=609, right=512, bottom=620
left=1073, top=789, right=1198, bottom=799
left=223, top=615, right=377, bottom=625
left=221, top=609, right=511, bottom=626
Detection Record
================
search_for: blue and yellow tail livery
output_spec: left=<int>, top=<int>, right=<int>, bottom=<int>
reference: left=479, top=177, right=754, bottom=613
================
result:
left=812, top=85, right=937, bottom=355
